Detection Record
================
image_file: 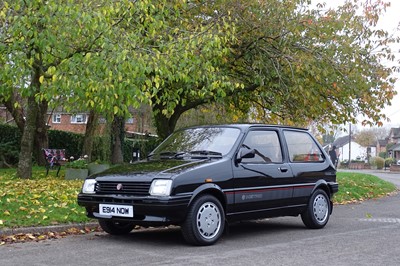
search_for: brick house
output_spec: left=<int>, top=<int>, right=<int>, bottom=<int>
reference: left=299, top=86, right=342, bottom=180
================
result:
left=386, top=127, right=400, bottom=162
left=0, top=105, right=155, bottom=136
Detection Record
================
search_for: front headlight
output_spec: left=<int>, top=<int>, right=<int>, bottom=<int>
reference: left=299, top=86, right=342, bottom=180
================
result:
left=149, top=179, right=172, bottom=196
left=82, top=179, right=97, bottom=194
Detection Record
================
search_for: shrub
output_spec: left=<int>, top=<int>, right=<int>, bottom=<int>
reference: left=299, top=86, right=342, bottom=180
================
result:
left=0, top=125, right=21, bottom=166
left=379, top=151, right=387, bottom=158
left=48, top=130, right=84, bottom=159
left=369, top=156, right=385, bottom=169
left=65, top=159, right=88, bottom=169
left=385, top=157, right=395, bottom=167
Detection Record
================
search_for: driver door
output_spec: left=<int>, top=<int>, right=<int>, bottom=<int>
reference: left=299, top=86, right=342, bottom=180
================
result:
left=232, top=129, right=294, bottom=213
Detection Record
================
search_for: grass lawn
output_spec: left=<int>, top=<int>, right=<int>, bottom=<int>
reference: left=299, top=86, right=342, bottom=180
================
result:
left=0, top=167, right=397, bottom=229
left=334, top=171, right=397, bottom=204
left=0, top=167, right=91, bottom=229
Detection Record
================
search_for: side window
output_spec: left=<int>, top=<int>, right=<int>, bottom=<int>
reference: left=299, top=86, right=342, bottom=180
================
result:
left=283, top=130, right=324, bottom=162
left=241, top=130, right=283, bottom=164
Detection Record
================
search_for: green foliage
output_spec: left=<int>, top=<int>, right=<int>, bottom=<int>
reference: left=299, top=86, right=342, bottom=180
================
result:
left=48, top=130, right=84, bottom=160
left=2, top=0, right=399, bottom=173
left=0, top=124, right=157, bottom=165
left=385, top=157, right=395, bottom=167
left=124, top=136, right=162, bottom=162
left=0, top=124, right=21, bottom=143
left=379, top=151, right=387, bottom=158
left=0, top=125, right=21, bottom=166
left=91, top=136, right=111, bottom=163
left=369, top=156, right=385, bottom=169
left=65, top=159, right=88, bottom=169
left=0, top=141, right=20, bottom=166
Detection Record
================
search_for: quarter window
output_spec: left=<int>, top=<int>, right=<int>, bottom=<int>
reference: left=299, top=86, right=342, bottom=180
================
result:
left=284, top=130, right=324, bottom=162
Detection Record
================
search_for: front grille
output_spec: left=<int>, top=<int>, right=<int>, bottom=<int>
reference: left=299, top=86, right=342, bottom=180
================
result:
left=95, top=181, right=151, bottom=196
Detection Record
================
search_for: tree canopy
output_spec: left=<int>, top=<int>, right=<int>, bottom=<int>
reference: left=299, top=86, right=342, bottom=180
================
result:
left=1, top=0, right=399, bottom=177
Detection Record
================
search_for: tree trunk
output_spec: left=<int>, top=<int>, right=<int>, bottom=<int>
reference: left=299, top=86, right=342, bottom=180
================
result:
left=82, top=110, right=99, bottom=162
left=1, top=93, right=25, bottom=132
left=152, top=97, right=208, bottom=140
left=33, top=100, right=49, bottom=166
left=17, top=95, right=38, bottom=179
left=153, top=111, right=180, bottom=140
left=110, top=115, right=125, bottom=164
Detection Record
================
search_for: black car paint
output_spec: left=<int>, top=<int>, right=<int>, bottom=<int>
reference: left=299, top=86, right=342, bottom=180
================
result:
left=78, top=124, right=338, bottom=227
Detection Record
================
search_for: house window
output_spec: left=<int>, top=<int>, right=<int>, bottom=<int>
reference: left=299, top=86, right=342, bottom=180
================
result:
left=71, top=114, right=87, bottom=124
left=52, top=114, right=61, bottom=124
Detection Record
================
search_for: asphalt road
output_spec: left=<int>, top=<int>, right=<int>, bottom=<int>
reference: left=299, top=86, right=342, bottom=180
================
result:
left=1, top=170, right=399, bottom=266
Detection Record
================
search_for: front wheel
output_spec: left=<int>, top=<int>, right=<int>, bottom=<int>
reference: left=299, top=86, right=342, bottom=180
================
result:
left=301, top=189, right=331, bottom=229
left=98, top=220, right=136, bottom=235
left=181, top=195, right=225, bottom=246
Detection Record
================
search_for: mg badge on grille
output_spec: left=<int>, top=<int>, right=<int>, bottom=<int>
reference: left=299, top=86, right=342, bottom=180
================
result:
left=116, top=183, right=123, bottom=191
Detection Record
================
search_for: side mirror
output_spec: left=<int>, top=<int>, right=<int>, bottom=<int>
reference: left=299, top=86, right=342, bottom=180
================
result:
left=236, top=147, right=255, bottom=163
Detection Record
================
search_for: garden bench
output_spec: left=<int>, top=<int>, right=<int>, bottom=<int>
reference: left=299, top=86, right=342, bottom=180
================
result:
left=43, top=148, right=67, bottom=176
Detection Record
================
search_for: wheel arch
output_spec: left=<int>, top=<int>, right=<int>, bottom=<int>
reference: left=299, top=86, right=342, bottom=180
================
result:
left=312, top=179, right=331, bottom=197
left=311, top=180, right=334, bottom=215
left=188, top=183, right=227, bottom=212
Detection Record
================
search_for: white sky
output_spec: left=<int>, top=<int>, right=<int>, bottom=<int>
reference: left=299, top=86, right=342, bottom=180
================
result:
left=314, top=0, right=400, bottom=128
left=377, top=1, right=400, bottom=127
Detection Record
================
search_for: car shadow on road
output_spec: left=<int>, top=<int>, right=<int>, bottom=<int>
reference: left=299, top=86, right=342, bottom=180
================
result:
left=94, top=218, right=306, bottom=246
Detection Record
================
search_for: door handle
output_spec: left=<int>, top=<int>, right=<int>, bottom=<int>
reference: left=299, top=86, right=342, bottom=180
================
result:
left=279, top=167, right=288, bottom=172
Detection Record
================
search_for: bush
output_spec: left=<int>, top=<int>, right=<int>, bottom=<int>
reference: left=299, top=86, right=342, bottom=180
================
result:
left=92, top=135, right=111, bottom=163
left=48, top=130, right=84, bottom=159
left=124, top=136, right=161, bottom=162
left=369, top=156, right=385, bottom=169
left=385, top=157, right=395, bottom=167
left=0, top=125, right=21, bottom=166
left=379, top=151, right=387, bottom=158
left=0, top=124, right=160, bottom=165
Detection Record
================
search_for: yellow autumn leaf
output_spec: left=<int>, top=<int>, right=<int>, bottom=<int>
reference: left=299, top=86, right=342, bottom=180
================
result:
left=19, top=206, right=27, bottom=211
left=39, top=76, right=44, bottom=83
left=3, top=210, right=10, bottom=216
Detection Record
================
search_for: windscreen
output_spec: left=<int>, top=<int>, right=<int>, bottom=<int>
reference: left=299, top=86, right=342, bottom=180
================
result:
left=151, top=127, right=241, bottom=158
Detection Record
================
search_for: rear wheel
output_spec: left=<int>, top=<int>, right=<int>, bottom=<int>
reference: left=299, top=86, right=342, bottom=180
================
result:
left=301, top=189, right=331, bottom=229
left=98, top=220, right=136, bottom=235
left=181, top=195, right=225, bottom=246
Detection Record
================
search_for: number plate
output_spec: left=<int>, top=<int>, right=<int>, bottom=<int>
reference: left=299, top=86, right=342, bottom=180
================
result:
left=99, top=204, right=134, bottom=218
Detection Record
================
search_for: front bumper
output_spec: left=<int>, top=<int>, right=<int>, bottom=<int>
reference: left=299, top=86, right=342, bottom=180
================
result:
left=77, top=193, right=191, bottom=226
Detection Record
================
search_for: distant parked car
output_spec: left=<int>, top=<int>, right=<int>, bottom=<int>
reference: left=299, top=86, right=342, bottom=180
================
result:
left=397, top=160, right=400, bottom=165
left=78, top=124, right=339, bottom=245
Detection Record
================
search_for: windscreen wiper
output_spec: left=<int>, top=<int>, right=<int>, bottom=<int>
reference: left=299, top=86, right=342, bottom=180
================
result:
left=156, top=151, right=187, bottom=159
left=189, top=150, right=223, bottom=158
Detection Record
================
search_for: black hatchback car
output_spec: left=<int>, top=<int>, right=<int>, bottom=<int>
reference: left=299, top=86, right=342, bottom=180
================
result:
left=78, top=124, right=338, bottom=245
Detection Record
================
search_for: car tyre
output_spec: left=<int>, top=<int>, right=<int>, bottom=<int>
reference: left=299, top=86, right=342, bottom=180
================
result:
left=181, top=195, right=225, bottom=246
left=301, top=189, right=331, bottom=229
left=98, top=220, right=136, bottom=235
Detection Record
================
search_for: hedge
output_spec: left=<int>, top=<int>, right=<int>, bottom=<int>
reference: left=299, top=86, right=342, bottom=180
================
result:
left=0, top=124, right=160, bottom=166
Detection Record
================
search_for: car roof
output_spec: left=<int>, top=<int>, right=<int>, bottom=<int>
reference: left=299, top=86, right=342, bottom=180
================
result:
left=185, top=124, right=308, bottom=131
